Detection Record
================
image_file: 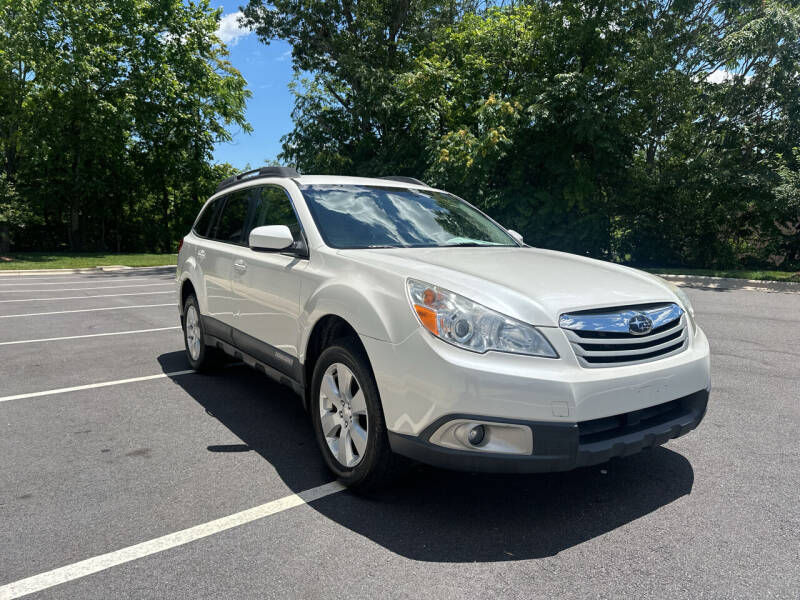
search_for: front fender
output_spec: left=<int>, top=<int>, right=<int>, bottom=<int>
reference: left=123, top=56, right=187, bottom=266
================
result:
left=299, top=279, right=417, bottom=363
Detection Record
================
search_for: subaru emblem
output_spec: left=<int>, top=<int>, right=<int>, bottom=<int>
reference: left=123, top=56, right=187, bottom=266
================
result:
left=628, top=313, right=653, bottom=336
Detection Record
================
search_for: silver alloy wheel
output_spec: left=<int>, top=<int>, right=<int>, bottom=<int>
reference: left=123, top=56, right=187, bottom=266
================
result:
left=185, top=304, right=202, bottom=361
left=319, top=362, right=369, bottom=468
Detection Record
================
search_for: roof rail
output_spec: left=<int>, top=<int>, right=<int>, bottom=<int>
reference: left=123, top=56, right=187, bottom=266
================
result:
left=378, top=176, right=428, bottom=186
left=216, top=166, right=300, bottom=192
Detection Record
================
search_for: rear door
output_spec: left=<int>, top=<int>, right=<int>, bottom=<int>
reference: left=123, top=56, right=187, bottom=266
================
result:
left=231, top=184, right=307, bottom=374
left=188, top=195, right=222, bottom=314
left=203, top=189, right=252, bottom=328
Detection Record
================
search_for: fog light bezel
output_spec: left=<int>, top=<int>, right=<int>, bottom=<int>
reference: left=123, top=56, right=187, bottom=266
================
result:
left=428, top=419, right=533, bottom=455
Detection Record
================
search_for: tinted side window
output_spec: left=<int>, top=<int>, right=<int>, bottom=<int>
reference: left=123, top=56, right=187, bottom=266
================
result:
left=250, top=185, right=302, bottom=241
left=212, top=191, right=250, bottom=244
left=193, top=198, right=221, bottom=238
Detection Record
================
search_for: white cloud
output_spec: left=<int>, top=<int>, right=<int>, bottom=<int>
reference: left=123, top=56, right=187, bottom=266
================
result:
left=706, top=69, right=734, bottom=84
left=706, top=69, right=752, bottom=84
left=216, top=11, right=251, bottom=46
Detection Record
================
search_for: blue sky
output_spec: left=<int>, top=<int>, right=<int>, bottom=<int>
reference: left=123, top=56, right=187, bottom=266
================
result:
left=211, top=4, right=294, bottom=170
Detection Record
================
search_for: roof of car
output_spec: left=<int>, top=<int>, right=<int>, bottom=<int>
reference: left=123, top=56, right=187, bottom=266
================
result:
left=212, top=167, right=434, bottom=197
left=293, top=175, right=429, bottom=188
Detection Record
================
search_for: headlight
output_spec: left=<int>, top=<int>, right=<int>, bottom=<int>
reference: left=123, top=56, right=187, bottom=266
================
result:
left=406, top=279, right=558, bottom=358
left=666, top=281, right=697, bottom=333
left=667, top=282, right=695, bottom=317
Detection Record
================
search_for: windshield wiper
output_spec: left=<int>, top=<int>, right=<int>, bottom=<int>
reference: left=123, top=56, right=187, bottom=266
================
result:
left=441, top=242, right=486, bottom=247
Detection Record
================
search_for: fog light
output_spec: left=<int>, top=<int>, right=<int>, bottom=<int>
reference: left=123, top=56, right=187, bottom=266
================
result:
left=467, top=424, right=485, bottom=446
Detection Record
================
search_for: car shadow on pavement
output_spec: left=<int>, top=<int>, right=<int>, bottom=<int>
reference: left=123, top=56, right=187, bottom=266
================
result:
left=159, top=351, right=695, bottom=563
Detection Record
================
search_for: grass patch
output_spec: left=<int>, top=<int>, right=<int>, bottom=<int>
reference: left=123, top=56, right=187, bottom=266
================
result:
left=646, top=267, right=800, bottom=283
left=0, top=252, right=177, bottom=270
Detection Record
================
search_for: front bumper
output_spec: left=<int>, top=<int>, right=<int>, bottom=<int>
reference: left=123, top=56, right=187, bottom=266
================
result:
left=362, top=324, right=711, bottom=436
left=388, top=389, right=709, bottom=473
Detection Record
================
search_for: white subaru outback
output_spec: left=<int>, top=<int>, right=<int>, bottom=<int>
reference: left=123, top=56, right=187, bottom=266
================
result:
left=177, top=166, right=711, bottom=489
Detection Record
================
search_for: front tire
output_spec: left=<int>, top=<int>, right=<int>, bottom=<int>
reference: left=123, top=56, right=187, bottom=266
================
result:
left=182, top=295, right=222, bottom=372
left=310, top=340, right=398, bottom=490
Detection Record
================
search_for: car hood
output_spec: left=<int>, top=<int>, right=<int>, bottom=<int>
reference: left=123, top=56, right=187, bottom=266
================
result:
left=337, top=246, right=678, bottom=327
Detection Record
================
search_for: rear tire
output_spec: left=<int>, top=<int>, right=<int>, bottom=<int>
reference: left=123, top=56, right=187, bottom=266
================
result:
left=310, top=339, right=399, bottom=491
left=182, top=295, right=223, bottom=372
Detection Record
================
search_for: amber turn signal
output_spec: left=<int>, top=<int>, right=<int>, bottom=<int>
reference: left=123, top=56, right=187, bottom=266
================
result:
left=414, top=304, right=438, bottom=335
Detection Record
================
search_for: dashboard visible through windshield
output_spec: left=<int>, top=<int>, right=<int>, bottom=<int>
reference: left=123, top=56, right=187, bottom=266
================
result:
left=299, top=184, right=518, bottom=249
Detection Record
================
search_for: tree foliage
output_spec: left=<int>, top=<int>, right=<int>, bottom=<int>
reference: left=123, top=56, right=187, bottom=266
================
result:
left=3, top=0, right=798, bottom=268
left=245, top=0, right=800, bottom=269
left=0, top=0, right=249, bottom=252
left=240, top=0, right=486, bottom=175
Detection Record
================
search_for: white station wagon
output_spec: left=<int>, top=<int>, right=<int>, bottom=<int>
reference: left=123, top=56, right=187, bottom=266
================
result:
left=177, top=166, right=711, bottom=489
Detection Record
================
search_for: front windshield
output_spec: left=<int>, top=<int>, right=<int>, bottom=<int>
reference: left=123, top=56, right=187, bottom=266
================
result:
left=299, top=184, right=518, bottom=249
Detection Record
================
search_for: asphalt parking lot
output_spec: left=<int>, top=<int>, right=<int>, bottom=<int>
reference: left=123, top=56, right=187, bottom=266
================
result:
left=0, top=268, right=798, bottom=599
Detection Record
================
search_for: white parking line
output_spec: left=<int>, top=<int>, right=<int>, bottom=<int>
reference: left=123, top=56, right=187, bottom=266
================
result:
left=0, top=273, right=175, bottom=285
left=0, top=303, right=176, bottom=319
left=0, top=274, right=158, bottom=281
left=0, top=275, right=175, bottom=287
left=0, top=369, right=195, bottom=403
left=0, top=283, right=173, bottom=293
left=0, top=326, right=181, bottom=346
left=0, top=481, right=345, bottom=600
left=0, top=291, right=175, bottom=304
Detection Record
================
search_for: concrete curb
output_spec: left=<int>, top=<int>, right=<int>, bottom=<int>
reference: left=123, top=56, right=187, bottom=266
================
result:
left=658, top=273, right=800, bottom=294
left=0, top=265, right=176, bottom=277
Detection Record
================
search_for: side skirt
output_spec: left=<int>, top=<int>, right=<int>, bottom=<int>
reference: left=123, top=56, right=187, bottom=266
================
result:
left=202, top=315, right=305, bottom=398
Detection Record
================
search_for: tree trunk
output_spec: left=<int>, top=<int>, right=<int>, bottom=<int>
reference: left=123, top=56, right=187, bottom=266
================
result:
left=70, top=139, right=82, bottom=250
left=69, top=196, right=81, bottom=251
left=162, top=186, right=171, bottom=252
left=0, top=223, right=9, bottom=253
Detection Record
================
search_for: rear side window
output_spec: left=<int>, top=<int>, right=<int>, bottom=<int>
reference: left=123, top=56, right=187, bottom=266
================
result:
left=193, top=198, right=221, bottom=238
left=249, top=185, right=302, bottom=241
left=212, top=190, right=250, bottom=244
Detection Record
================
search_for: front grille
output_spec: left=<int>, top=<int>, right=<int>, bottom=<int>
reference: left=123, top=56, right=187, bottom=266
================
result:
left=559, top=303, right=689, bottom=367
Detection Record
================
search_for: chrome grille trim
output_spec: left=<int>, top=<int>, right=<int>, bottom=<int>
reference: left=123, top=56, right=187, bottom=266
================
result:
left=559, top=303, right=684, bottom=334
left=559, top=303, right=688, bottom=368
left=564, top=319, right=682, bottom=346
left=568, top=327, right=687, bottom=358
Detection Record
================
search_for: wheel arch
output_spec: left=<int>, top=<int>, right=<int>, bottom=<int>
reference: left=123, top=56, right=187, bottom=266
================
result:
left=300, top=279, right=413, bottom=350
left=179, top=277, right=196, bottom=319
left=299, top=279, right=416, bottom=397
left=303, top=315, right=368, bottom=393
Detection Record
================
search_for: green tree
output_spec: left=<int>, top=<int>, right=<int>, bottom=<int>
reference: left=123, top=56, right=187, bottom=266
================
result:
left=0, top=0, right=49, bottom=251
left=616, top=1, right=800, bottom=268
left=774, top=149, right=800, bottom=268
left=240, top=0, right=481, bottom=175
left=251, top=0, right=800, bottom=268
left=0, top=0, right=250, bottom=252
left=399, top=3, right=652, bottom=256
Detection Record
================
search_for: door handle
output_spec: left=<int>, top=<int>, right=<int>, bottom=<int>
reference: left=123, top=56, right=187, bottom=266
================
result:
left=233, top=261, right=247, bottom=272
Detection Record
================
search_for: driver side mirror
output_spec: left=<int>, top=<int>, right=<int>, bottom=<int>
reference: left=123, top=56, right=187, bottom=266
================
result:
left=508, top=229, right=524, bottom=245
left=249, top=225, right=295, bottom=251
